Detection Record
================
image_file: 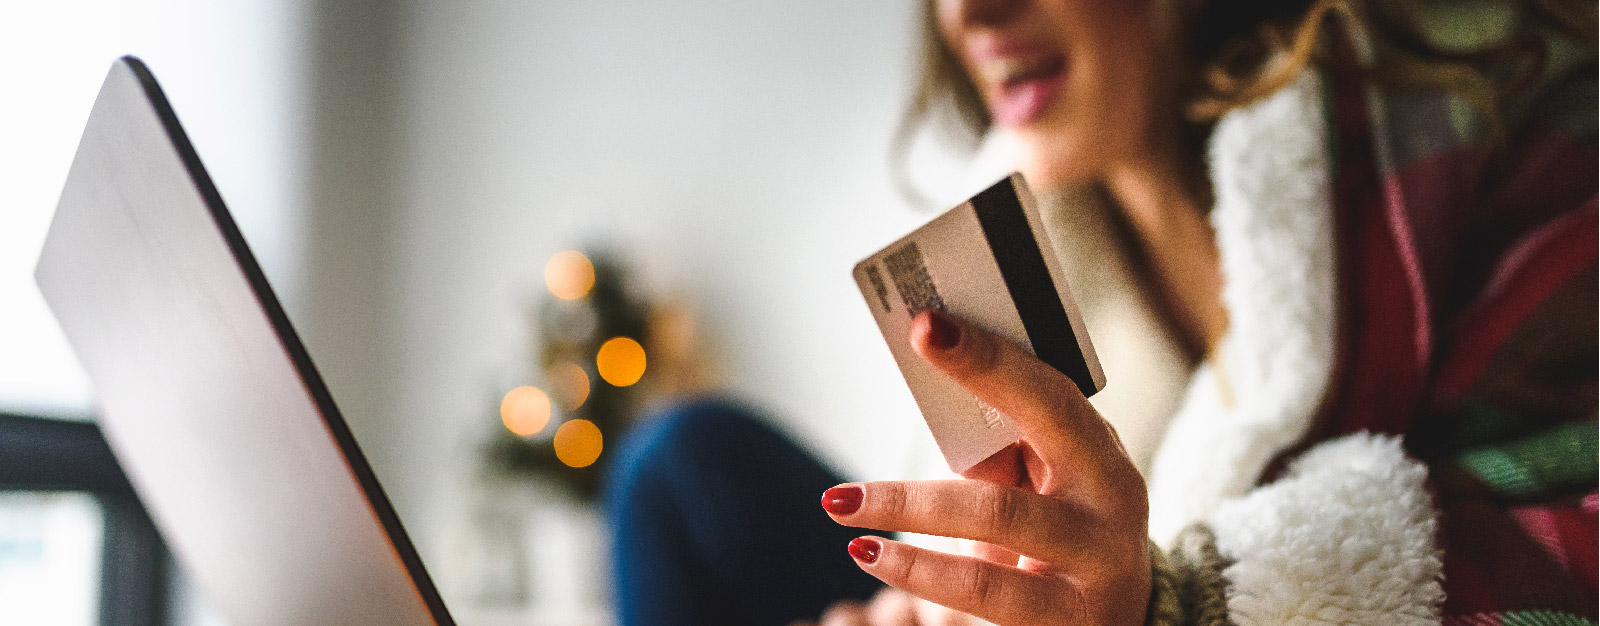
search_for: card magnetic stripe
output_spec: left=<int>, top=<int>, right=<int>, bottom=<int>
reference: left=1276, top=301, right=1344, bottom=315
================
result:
left=970, top=178, right=1097, bottom=397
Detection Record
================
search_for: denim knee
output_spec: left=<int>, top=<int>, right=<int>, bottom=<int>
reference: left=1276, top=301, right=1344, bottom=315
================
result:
left=602, top=398, right=770, bottom=512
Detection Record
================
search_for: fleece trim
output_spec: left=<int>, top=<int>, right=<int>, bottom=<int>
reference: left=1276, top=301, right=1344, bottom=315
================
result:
left=1209, top=433, right=1444, bottom=626
left=1146, top=69, right=1341, bottom=545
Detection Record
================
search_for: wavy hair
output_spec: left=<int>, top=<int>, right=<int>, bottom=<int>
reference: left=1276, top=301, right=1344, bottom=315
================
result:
left=890, top=0, right=1597, bottom=205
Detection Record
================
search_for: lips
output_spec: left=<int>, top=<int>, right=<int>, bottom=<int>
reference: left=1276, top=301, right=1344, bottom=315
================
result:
left=970, top=45, right=1067, bottom=127
left=988, top=54, right=1065, bottom=127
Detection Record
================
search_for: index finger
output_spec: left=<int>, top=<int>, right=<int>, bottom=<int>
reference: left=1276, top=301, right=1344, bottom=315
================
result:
left=848, top=536, right=1079, bottom=626
left=823, top=479, right=1104, bottom=569
left=908, top=310, right=1126, bottom=480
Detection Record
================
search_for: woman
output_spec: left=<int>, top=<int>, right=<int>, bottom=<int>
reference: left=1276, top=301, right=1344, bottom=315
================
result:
left=604, top=0, right=1598, bottom=624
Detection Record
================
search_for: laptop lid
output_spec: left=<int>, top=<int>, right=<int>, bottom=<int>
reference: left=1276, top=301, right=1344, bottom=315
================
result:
left=34, top=56, right=453, bottom=626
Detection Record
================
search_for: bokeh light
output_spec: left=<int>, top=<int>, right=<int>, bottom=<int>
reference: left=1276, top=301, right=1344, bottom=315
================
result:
left=553, top=419, right=603, bottom=468
left=499, top=386, right=552, bottom=436
left=547, top=361, right=591, bottom=410
left=596, top=336, right=647, bottom=387
left=544, top=250, right=595, bottom=300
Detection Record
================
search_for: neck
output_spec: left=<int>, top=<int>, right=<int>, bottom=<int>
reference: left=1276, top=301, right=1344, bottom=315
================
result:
left=1103, top=151, right=1228, bottom=355
left=1104, top=153, right=1207, bottom=239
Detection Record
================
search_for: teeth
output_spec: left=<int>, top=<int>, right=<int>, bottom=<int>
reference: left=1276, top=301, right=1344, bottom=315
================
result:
left=979, top=57, right=1055, bottom=85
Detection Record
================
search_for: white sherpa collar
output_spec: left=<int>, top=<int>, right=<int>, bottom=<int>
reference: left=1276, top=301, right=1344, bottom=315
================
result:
left=1210, top=433, right=1444, bottom=626
left=1143, top=69, right=1445, bottom=626
left=1146, top=69, right=1341, bottom=545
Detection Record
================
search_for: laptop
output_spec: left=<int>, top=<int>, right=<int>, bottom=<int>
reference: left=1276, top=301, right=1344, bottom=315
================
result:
left=34, top=57, right=454, bottom=626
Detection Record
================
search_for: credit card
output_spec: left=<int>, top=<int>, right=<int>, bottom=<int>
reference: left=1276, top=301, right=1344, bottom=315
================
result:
left=854, top=173, right=1104, bottom=473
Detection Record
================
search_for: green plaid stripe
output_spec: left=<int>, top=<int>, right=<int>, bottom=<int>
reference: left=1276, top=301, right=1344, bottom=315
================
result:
left=1456, top=421, right=1598, bottom=498
left=1500, top=610, right=1599, bottom=626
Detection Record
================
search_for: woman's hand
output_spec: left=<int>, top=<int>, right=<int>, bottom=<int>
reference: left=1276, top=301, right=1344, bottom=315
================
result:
left=822, top=310, right=1151, bottom=626
left=792, top=587, right=980, bottom=626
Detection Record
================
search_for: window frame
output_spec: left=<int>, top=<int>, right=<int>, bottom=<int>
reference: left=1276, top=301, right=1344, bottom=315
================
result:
left=0, top=411, right=168, bottom=626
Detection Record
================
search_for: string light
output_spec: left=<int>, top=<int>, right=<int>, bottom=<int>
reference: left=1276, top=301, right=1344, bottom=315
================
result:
left=596, top=336, right=647, bottom=386
left=554, top=419, right=603, bottom=468
left=544, top=250, right=595, bottom=300
left=547, top=361, right=591, bottom=410
left=499, top=386, right=551, bottom=436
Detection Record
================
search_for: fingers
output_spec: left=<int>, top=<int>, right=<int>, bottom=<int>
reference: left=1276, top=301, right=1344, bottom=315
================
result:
left=848, top=536, right=1078, bottom=626
left=969, top=539, right=1021, bottom=569
left=818, top=601, right=871, bottom=626
left=869, top=588, right=982, bottom=626
left=806, top=589, right=979, bottom=626
left=866, top=588, right=920, bottom=626
left=823, top=480, right=1096, bottom=568
left=915, top=599, right=981, bottom=626
left=908, top=310, right=1131, bottom=492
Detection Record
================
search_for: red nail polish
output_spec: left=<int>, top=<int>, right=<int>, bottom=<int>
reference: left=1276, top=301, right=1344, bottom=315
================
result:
left=925, top=310, right=960, bottom=350
left=821, top=485, right=863, bottom=515
left=848, top=537, right=881, bottom=564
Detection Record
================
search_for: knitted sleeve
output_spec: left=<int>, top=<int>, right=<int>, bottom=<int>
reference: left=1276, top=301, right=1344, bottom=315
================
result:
left=1147, top=525, right=1233, bottom=626
left=1144, top=434, right=1448, bottom=626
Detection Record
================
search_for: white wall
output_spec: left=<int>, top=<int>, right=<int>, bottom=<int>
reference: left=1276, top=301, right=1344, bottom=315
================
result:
left=0, top=1, right=309, bottom=418
left=5, top=0, right=977, bottom=620
left=380, top=0, right=948, bottom=567
left=0, top=2, right=311, bottom=625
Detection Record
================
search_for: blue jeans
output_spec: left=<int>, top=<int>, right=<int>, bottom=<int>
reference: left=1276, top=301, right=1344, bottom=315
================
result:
left=602, top=399, right=881, bottom=626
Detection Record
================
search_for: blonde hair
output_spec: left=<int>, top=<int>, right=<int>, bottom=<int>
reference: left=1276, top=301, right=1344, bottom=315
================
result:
left=890, top=0, right=1597, bottom=204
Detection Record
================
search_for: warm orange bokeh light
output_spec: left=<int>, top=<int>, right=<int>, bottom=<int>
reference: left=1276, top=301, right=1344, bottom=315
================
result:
left=596, top=336, right=647, bottom=386
left=499, top=386, right=552, bottom=436
left=547, top=361, right=591, bottom=410
left=544, top=250, right=596, bottom=300
left=553, top=419, right=603, bottom=468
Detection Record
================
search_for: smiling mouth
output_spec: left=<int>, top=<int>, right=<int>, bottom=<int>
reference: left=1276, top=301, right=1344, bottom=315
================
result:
left=984, top=55, right=1066, bottom=88
left=980, top=54, right=1066, bottom=127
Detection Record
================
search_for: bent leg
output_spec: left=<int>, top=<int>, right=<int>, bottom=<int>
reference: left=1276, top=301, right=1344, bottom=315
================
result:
left=602, top=399, right=880, bottom=626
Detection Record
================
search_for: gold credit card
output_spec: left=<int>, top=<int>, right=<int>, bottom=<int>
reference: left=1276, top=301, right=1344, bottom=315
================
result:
left=854, top=174, right=1104, bottom=473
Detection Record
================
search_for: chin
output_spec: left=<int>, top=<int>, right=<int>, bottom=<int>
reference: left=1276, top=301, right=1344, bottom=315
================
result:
left=1014, top=135, right=1103, bottom=193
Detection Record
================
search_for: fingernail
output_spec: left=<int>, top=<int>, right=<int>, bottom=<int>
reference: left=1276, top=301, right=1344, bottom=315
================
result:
left=821, top=485, right=863, bottom=515
left=925, top=310, right=960, bottom=350
left=848, top=537, right=881, bottom=564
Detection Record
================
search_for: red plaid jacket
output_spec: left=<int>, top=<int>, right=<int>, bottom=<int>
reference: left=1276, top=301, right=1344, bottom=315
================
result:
left=1302, top=34, right=1597, bottom=624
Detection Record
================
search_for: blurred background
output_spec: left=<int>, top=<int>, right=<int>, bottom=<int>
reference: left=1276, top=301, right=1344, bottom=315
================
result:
left=0, top=1, right=1008, bottom=624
